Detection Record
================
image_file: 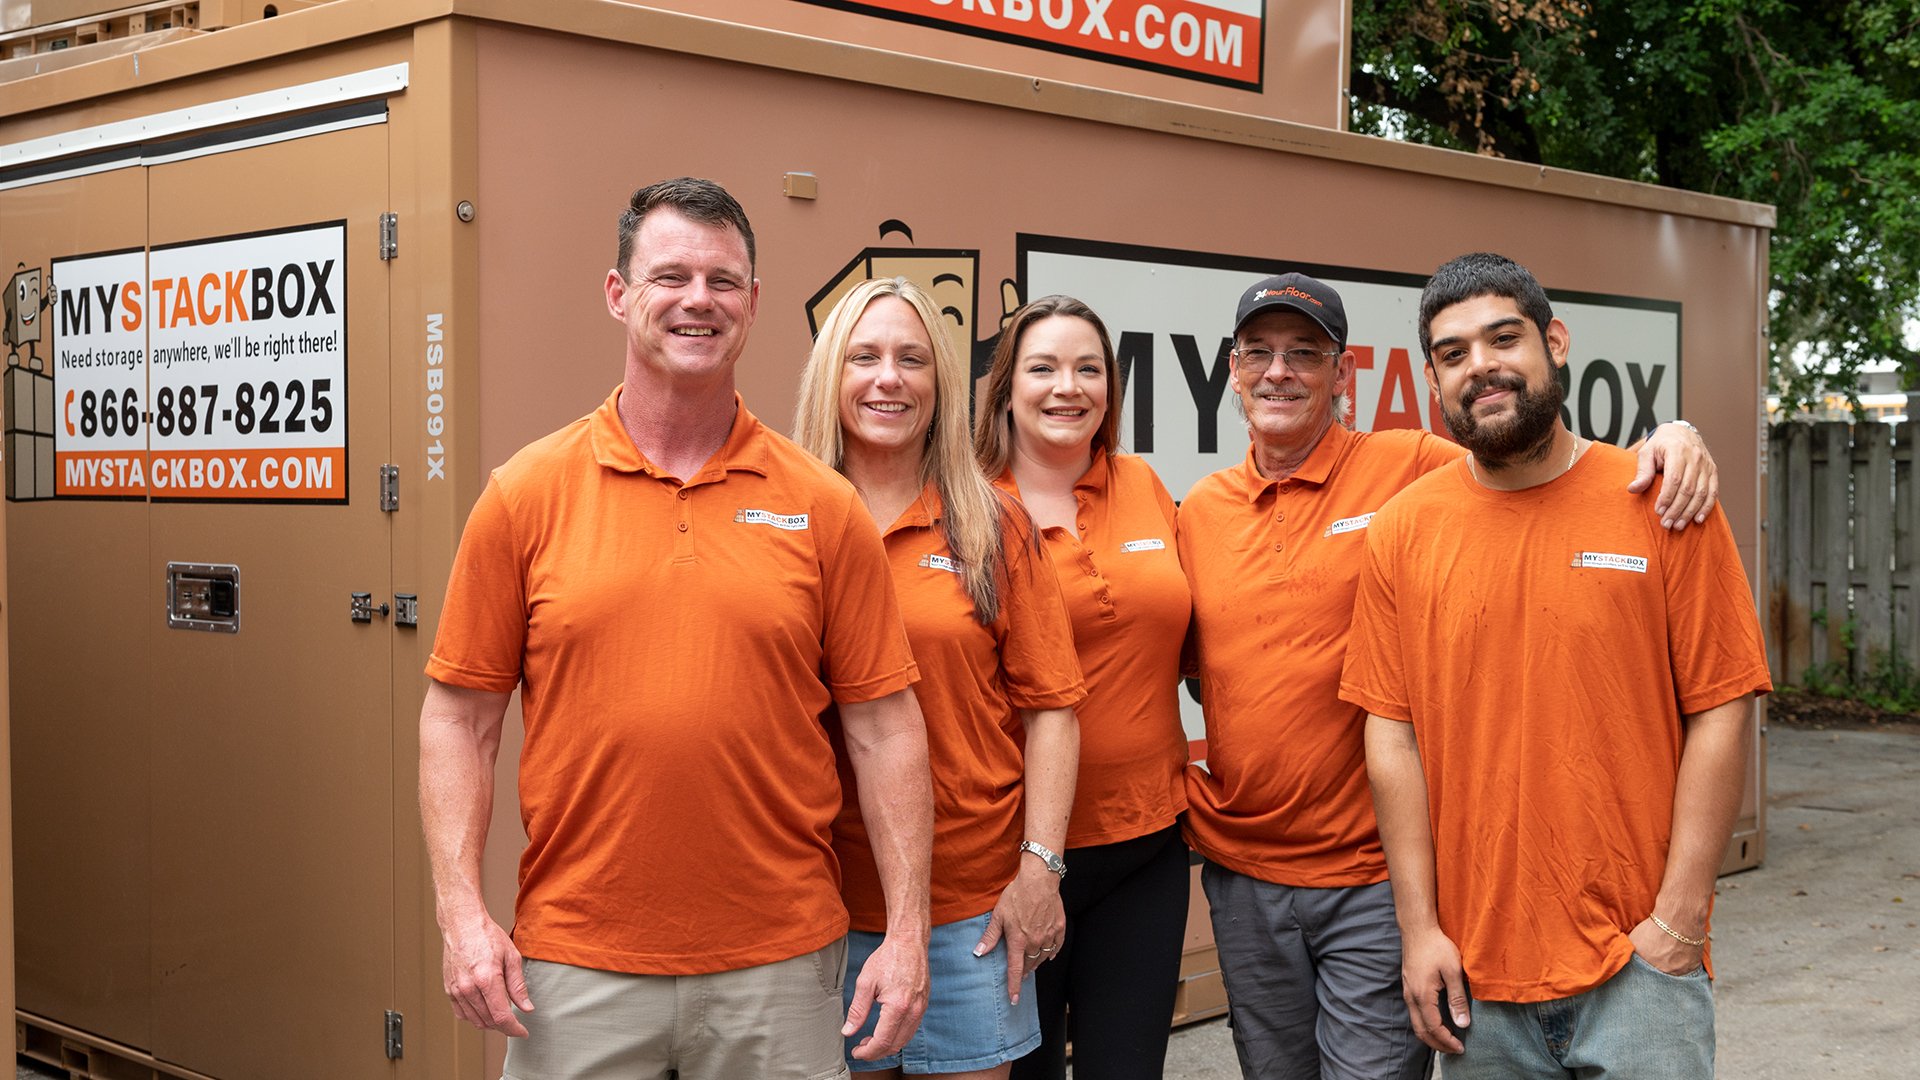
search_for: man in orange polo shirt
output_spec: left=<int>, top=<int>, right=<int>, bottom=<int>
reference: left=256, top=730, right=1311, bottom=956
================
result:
left=1344, top=253, right=1769, bottom=1077
left=418, top=178, right=935, bottom=1080
left=1179, top=273, right=1717, bottom=1080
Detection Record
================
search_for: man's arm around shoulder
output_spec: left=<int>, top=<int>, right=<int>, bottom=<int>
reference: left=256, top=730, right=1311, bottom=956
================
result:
left=420, top=679, right=531, bottom=1036
left=839, top=687, right=934, bottom=1060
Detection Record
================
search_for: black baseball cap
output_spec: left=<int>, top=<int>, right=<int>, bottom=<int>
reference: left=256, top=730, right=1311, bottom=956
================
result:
left=1233, top=273, right=1348, bottom=351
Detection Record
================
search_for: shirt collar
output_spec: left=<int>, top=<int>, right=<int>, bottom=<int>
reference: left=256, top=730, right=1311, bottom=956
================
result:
left=1073, top=447, right=1113, bottom=495
left=883, top=481, right=942, bottom=537
left=588, top=386, right=773, bottom=481
left=1238, top=422, right=1355, bottom=502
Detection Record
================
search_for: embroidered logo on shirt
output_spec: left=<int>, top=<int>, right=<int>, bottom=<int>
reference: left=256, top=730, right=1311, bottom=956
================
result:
left=1120, top=538, right=1167, bottom=552
left=1571, top=551, right=1648, bottom=573
left=1323, top=513, right=1375, bottom=537
left=734, top=509, right=810, bottom=531
left=919, top=554, right=963, bottom=574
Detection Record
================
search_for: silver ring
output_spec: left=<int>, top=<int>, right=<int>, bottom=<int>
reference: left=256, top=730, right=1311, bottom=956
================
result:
left=1039, top=946, right=1057, bottom=953
left=1024, top=951, right=1042, bottom=959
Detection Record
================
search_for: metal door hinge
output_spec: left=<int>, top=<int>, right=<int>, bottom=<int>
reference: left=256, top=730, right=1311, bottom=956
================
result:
left=379, top=464, right=399, bottom=512
left=379, top=213, right=399, bottom=261
left=394, top=593, right=419, bottom=627
left=385, top=1010, right=403, bottom=1059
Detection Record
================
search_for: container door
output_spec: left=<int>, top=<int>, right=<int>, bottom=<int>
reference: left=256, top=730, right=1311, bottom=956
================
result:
left=143, top=124, right=394, bottom=1080
left=4, top=165, right=157, bottom=1051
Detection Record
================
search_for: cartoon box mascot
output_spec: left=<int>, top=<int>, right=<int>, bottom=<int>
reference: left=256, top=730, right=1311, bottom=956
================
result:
left=5, top=262, right=59, bottom=500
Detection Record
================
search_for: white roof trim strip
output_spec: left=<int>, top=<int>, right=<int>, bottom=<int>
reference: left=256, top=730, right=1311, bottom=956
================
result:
left=0, top=62, right=407, bottom=170
left=0, top=106, right=389, bottom=192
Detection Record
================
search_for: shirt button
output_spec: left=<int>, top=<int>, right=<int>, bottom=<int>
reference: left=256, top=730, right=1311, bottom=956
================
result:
left=677, top=522, right=689, bottom=532
left=1273, top=542, right=1282, bottom=551
left=1275, top=512, right=1284, bottom=522
left=678, top=489, right=689, bottom=500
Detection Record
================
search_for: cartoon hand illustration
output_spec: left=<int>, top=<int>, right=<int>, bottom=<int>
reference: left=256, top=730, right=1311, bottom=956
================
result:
left=998, top=279, right=1023, bottom=334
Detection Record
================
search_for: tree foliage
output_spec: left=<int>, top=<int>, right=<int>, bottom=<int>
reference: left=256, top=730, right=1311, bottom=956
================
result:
left=1350, top=1, right=1920, bottom=413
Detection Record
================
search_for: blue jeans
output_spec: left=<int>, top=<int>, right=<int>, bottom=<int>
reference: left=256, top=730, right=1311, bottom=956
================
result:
left=1440, top=954, right=1713, bottom=1079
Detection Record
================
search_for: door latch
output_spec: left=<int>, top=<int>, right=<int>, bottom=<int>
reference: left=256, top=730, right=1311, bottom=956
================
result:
left=350, top=592, right=390, bottom=623
left=167, top=563, right=241, bottom=632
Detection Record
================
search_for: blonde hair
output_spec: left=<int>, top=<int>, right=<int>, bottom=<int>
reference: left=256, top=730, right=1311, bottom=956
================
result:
left=794, top=277, right=1010, bottom=624
left=972, top=295, right=1124, bottom=477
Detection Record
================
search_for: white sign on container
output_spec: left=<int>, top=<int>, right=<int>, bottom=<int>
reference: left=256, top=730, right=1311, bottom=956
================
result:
left=50, top=221, right=348, bottom=501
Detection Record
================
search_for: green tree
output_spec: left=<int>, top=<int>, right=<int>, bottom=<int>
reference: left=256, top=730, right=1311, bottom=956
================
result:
left=1350, top=1, right=1920, bottom=413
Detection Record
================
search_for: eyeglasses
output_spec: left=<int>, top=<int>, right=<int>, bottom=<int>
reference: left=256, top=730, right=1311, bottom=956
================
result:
left=1231, top=347, right=1339, bottom=375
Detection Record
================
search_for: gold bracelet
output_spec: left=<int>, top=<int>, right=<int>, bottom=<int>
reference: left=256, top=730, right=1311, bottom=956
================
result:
left=1649, top=914, right=1706, bottom=947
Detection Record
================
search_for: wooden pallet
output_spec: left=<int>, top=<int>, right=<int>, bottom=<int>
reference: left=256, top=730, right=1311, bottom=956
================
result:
left=17, top=1013, right=218, bottom=1080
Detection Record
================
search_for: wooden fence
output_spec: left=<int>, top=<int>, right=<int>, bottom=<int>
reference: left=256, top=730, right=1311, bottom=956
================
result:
left=1767, top=421, right=1919, bottom=687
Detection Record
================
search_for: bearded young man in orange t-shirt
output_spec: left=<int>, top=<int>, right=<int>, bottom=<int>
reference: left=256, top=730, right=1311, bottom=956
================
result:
left=418, top=178, right=936, bottom=1080
left=1343, top=252, right=1771, bottom=1078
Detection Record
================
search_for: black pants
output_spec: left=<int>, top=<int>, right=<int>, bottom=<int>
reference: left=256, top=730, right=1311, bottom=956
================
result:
left=1012, top=822, right=1190, bottom=1080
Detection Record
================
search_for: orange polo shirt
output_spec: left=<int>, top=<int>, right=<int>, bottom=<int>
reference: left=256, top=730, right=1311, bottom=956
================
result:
left=1340, top=446, right=1771, bottom=1000
left=997, top=452, right=1192, bottom=848
left=427, top=388, right=918, bottom=975
left=833, top=484, right=1086, bottom=931
left=1179, top=425, right=1464, bottom=887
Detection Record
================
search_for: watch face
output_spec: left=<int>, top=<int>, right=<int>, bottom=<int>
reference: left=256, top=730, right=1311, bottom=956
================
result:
left=1022, top=841, right=1065, bottom=875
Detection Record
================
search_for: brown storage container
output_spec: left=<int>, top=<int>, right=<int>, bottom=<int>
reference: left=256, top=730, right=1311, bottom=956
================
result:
left=0, top=3, right=1773, bottom=1077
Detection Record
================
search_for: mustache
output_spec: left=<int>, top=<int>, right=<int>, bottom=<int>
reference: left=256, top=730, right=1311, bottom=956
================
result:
left=1463, top=373, right=1527, bottom=406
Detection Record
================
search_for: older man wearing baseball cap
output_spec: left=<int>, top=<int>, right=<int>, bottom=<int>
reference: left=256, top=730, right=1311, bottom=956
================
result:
left=1176, top=272, right=1717, bottom=1080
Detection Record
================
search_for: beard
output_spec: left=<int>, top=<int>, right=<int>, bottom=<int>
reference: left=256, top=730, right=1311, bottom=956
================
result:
left=1442, top=370, right=1565, bottom=466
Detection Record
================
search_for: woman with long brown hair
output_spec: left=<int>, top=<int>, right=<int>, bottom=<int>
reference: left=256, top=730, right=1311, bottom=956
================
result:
left=976, top=296, right=1194, bottom=1080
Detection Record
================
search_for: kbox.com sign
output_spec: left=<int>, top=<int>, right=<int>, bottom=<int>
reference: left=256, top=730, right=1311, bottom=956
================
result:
left=803, top=0, right=1263, bottom=87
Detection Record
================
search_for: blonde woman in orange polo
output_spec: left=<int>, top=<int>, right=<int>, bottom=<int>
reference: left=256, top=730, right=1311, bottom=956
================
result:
left=796, top=277, right=1086, bottom=1080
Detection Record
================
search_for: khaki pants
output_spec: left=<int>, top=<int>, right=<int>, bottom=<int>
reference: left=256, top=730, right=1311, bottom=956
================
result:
left=503, top=939, right=850, bottom=1080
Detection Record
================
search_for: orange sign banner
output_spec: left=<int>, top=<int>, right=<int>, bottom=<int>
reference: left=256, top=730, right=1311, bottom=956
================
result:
left=58, top=447, right=347, bottom=501
left=804, top=0, right=1263, bottom=87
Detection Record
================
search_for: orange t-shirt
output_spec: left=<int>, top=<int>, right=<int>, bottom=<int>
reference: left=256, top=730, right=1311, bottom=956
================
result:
left=833, top=484, right=1086, bottom=931
left=1339, top=445, right=1772, bottom=1002
left=997, top=452, right=1191, bottom=848
left=426, top=389, right=919, bottom=975
left=1179, top=426, right=1464, bottom=887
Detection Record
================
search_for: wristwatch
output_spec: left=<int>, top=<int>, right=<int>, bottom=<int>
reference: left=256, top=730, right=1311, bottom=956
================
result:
left=1019, top=839, right=1067, bottom=878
